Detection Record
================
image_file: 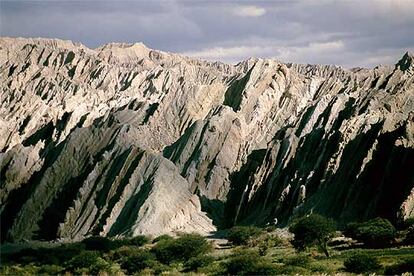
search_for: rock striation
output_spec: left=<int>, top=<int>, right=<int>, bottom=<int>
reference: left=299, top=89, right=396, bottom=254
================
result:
left=1, top=37, right=413, bottom=242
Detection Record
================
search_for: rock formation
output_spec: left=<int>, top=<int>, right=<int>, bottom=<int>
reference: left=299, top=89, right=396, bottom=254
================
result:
left=0, top=37, right=413, bottom=242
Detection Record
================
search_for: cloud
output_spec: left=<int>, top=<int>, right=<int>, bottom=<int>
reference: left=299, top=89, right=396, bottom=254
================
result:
left=275, top=41, right=345, bottom=63
left=1, top=0, right=413, bottom=68
left=182, top=45, right=273, bottom=61
left=233, top=5, right=266, bottom=17
left=182, top=41, right=345, bottom=65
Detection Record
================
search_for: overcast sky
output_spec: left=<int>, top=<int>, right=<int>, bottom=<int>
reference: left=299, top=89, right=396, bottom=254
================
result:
left=1, top=0, right=414, bottom=68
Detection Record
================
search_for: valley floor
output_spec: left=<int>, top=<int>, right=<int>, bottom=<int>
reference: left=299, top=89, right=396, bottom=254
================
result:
left=1, top=232, right=414, bottom=275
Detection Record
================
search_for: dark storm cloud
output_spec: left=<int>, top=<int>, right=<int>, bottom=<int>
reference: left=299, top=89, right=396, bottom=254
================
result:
left=1, top=0, right=413, bottom=68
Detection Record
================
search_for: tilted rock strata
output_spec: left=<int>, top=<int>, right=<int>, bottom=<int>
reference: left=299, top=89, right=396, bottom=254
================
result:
left=0, top=37, right=413, bottom=241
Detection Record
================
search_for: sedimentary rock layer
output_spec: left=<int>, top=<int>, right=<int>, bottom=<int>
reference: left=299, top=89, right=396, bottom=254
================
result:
left=0, top=37, right=413, bottom=241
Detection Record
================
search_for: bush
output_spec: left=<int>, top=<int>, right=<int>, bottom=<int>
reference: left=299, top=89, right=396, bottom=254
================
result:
left=153, top=234, right=173, bottom=243
left=404, top=227, right=414, bottom=245
left=151, top=233, right=212, bottom=264
left=37, top=264, right=64, bottom=275
left=6, top=248, right=40, bottom=264
left=290, top=214, right=335, bottom=257
left=256, top=234, right=283, bottom=256
left=343, top=252, right=381, bottom=273
left=227, top=226, right=262, bottom=246
left=81, top=236, right=114, bottom=252
left=128, top=235, right=150, bottom=246
left=224, top=249, right=279, bottom=275
left=249, top=262, right=281, bottom=275
left=283, top=254, right=312, bottom=267
left=107, top=245, right=137, bottom=261
left=87, top=257, right=116, bottom=275
left=7, top=243, right=86, bottom=265
left=118, top=249, right=156, bottom=274
left=65, top=251, right=101, bottom=271
left=147, top=262, right=170, bottom=274
left=344, top=222, right=359, bottom=238
left=184, top=255, right=215, bottom=272
left=384, top=258, right=414, bottom=274
left=0, top=265, right=39, bottom=276
left=346, top=218, right=396, bottom=247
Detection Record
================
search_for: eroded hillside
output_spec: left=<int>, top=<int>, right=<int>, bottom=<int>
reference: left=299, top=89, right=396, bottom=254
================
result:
left=1, top=37, right=413, bottom=242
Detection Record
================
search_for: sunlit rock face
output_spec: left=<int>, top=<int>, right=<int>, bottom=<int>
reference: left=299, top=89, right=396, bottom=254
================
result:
left=1, top=37, right=413, bottom=242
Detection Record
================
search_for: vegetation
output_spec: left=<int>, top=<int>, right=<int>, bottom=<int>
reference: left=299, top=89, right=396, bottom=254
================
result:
left=404, top=226, right=414, bottom=245
left=184, top=254, right=215, bottom=272
left=384, top=258, right=414, bottom=274
left=120, top=235, right=150, bottom=246
left=81, top=236, right=114, bottom=252
left=152, top=234, right=173, bottom=243
left=256, top=233, right=283, bottom=255
left=343, top=251, right=381, bottom=273
left=227, top=225, right=262, bottom=245
left=290, top=214, right=335, bottom=257
left=345, top=217, right=396, bottom=247
left=224, top=249, right=279, bottom=275
left=151, top=233, right=212, bottom=264
left=2, top=218, right=414, bottom=275
left=116, top=248, right=156, bottom=273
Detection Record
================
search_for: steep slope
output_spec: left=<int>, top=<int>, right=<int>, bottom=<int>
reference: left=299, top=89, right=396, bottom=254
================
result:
left=0, top=37, right=413, bottom=242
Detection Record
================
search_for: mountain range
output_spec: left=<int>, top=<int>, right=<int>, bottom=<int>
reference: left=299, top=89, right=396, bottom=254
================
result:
left=1, top=37, right=413, bottom=242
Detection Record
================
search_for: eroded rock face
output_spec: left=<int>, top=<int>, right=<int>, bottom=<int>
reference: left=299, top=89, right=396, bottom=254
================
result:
left=1, top=37, right=413, bottom=242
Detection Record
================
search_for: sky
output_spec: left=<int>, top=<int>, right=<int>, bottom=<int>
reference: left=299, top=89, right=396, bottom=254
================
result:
left=1, top=0, right=414, bottom=68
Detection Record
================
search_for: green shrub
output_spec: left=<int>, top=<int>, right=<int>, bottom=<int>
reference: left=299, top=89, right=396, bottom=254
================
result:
left=6, top=243, right=86, bottom=265
left=227, top=226, right=262, bottom=246
left=184, top=255, right=215, bottom=272
left=346, top=218, right=396, bottom=247
left=51, top=242, right=86, bottom=263
left=65, top=250, right=101, bottom=269
left=343, top=252, right=381, bottom=273
left=127, top=235, right=150, bottom=246
left=290, top=214, right=335, bottom=257
left=149, top=262, right=170, bottom=274
left=88, top=257, right=114, bottom=274
left=265, top=225, right=278, bottom=232
left=81, top=236, right=114, bottom=252
left=153, top=234, right=174, bottom=243
left=308, top=263, right=332, bottom=273
left=7, top=248, right=40, bottom=264
left=404, top=227, right=414, bottom=245
left=249, top=262, right=281, bottom=275
left=118, top=249, right=156, bottom=274
left=223, top=249, right=260, bottom=274
left=256, top=234, right=283, bottom=255
left=344, top=222, right=359, bottom=238
left=37, top=264, right=64, bottom=275
left=278, top=265, right=309, bottom=275
left=283, top=254, right=312, bottom=267
left=224, top=249, right=279, bottom=275
left=151, top=233, right=212, bottom=264
left=0, top=264, right=39, bottom=276
left=107, top=245, right=137, bottom=261
left=384, top=258, right=414, bottom=274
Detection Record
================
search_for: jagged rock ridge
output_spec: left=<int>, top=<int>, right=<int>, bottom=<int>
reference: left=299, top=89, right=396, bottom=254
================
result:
left=0, top=37, right=413, bottom=242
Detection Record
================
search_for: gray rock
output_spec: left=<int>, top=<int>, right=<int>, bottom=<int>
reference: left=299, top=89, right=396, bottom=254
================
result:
left=1, top=37, right=413, bottom=241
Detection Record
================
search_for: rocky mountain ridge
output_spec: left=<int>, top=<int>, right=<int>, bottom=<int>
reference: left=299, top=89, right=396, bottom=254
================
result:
left=1, top=37, right=413, bottom=242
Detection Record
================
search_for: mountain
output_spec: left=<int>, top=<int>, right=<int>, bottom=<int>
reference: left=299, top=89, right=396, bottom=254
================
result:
left=1, top=37, right=413, bottom=242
